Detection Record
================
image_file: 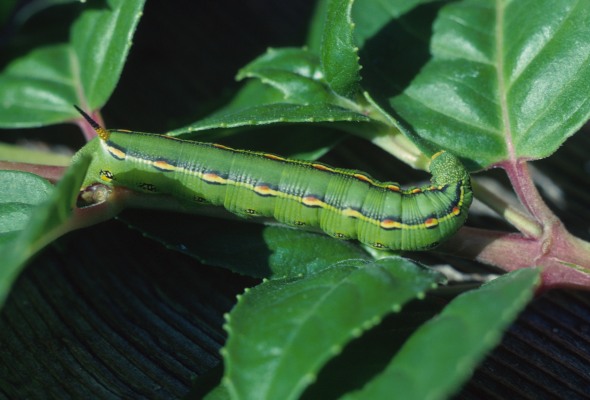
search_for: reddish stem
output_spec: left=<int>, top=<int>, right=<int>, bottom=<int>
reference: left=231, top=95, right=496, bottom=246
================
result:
left=0, top=162, right=67, bottom=183
left=440, top=224, right=590, bottom=291
left=500, top=159, right=557, bottom=232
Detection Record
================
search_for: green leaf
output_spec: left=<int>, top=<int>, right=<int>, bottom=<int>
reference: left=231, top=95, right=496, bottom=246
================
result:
left=164, top=79, right=347, bottom=158
left=350, top=0, right=444, bottom=127
left=118, top=212, right=370, bottom=279
left=352, top=0, right=436, bottom=47
left=0, top=44, right=79, bottom=126
left=0, top=154, right=91, bottom=308
left=306, top=0, right=328, bottom=52
left=321, top=0, right=362, bottom=99
left=167, top=47, right=371, bottom=154
left=203, top=384, right=230, bottom=400
left=262, top=226, right=370, bottom=278
left=300, top=297, right=445, bottom=399
left=72, top=0, right=145, bottom=110
left=223, top=257, right=444, bottom=400
left=0, top=0, right=145, bottom=127
left=237, top=48, right=333, bottom=105
left=0, top=171, right=54, bottom=242
left=344, top=268, right=540, bottom=400
left=168, top=103, right=370, bottom=137
left=214, top=79, right=287, bottom=112
left=389, top=0, right=590, bottom=169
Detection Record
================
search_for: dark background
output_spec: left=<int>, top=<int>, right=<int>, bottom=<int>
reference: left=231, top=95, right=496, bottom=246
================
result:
left=1, top=0, right=589, bottom=398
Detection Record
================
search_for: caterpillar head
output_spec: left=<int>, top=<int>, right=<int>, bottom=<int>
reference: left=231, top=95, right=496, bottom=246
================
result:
left=429, top=151, right=469, bottom=186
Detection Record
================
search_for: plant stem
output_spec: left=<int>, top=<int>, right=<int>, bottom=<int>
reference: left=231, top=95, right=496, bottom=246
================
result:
left=471, top=178, right=542, bottom=238
left=439, top=225, right=590, bottom=291
left=371, top=133, right=428, bottom=170
left=438, top=227, right=536, bottom=269
left=501, top=159, right=557, bottom=227
left=362, top=91, right=429, bottom=170
left=0, top=162, right=67, bottom=183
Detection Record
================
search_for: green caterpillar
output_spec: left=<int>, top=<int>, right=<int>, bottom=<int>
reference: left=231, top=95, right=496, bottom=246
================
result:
left=75, top=107, right=472, bottom=251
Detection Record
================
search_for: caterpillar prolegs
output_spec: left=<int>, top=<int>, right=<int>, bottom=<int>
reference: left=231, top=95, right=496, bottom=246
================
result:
left=75, top=107, right=472, bottom=251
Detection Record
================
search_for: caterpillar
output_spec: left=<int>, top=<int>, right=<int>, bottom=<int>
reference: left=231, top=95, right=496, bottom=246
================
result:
left=74, top=106, right=472, bottom=251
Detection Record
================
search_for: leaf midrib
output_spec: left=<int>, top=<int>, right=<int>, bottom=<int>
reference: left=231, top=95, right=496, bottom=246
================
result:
left=494, top=0, right=515, bottom=163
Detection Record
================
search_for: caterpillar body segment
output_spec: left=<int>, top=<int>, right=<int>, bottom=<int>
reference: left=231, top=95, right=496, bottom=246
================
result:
left=76, top=108, right=472, bottom=251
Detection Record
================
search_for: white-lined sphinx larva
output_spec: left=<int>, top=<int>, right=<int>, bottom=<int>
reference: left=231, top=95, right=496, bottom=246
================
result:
left=74, top=106, right=472, bottom=251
